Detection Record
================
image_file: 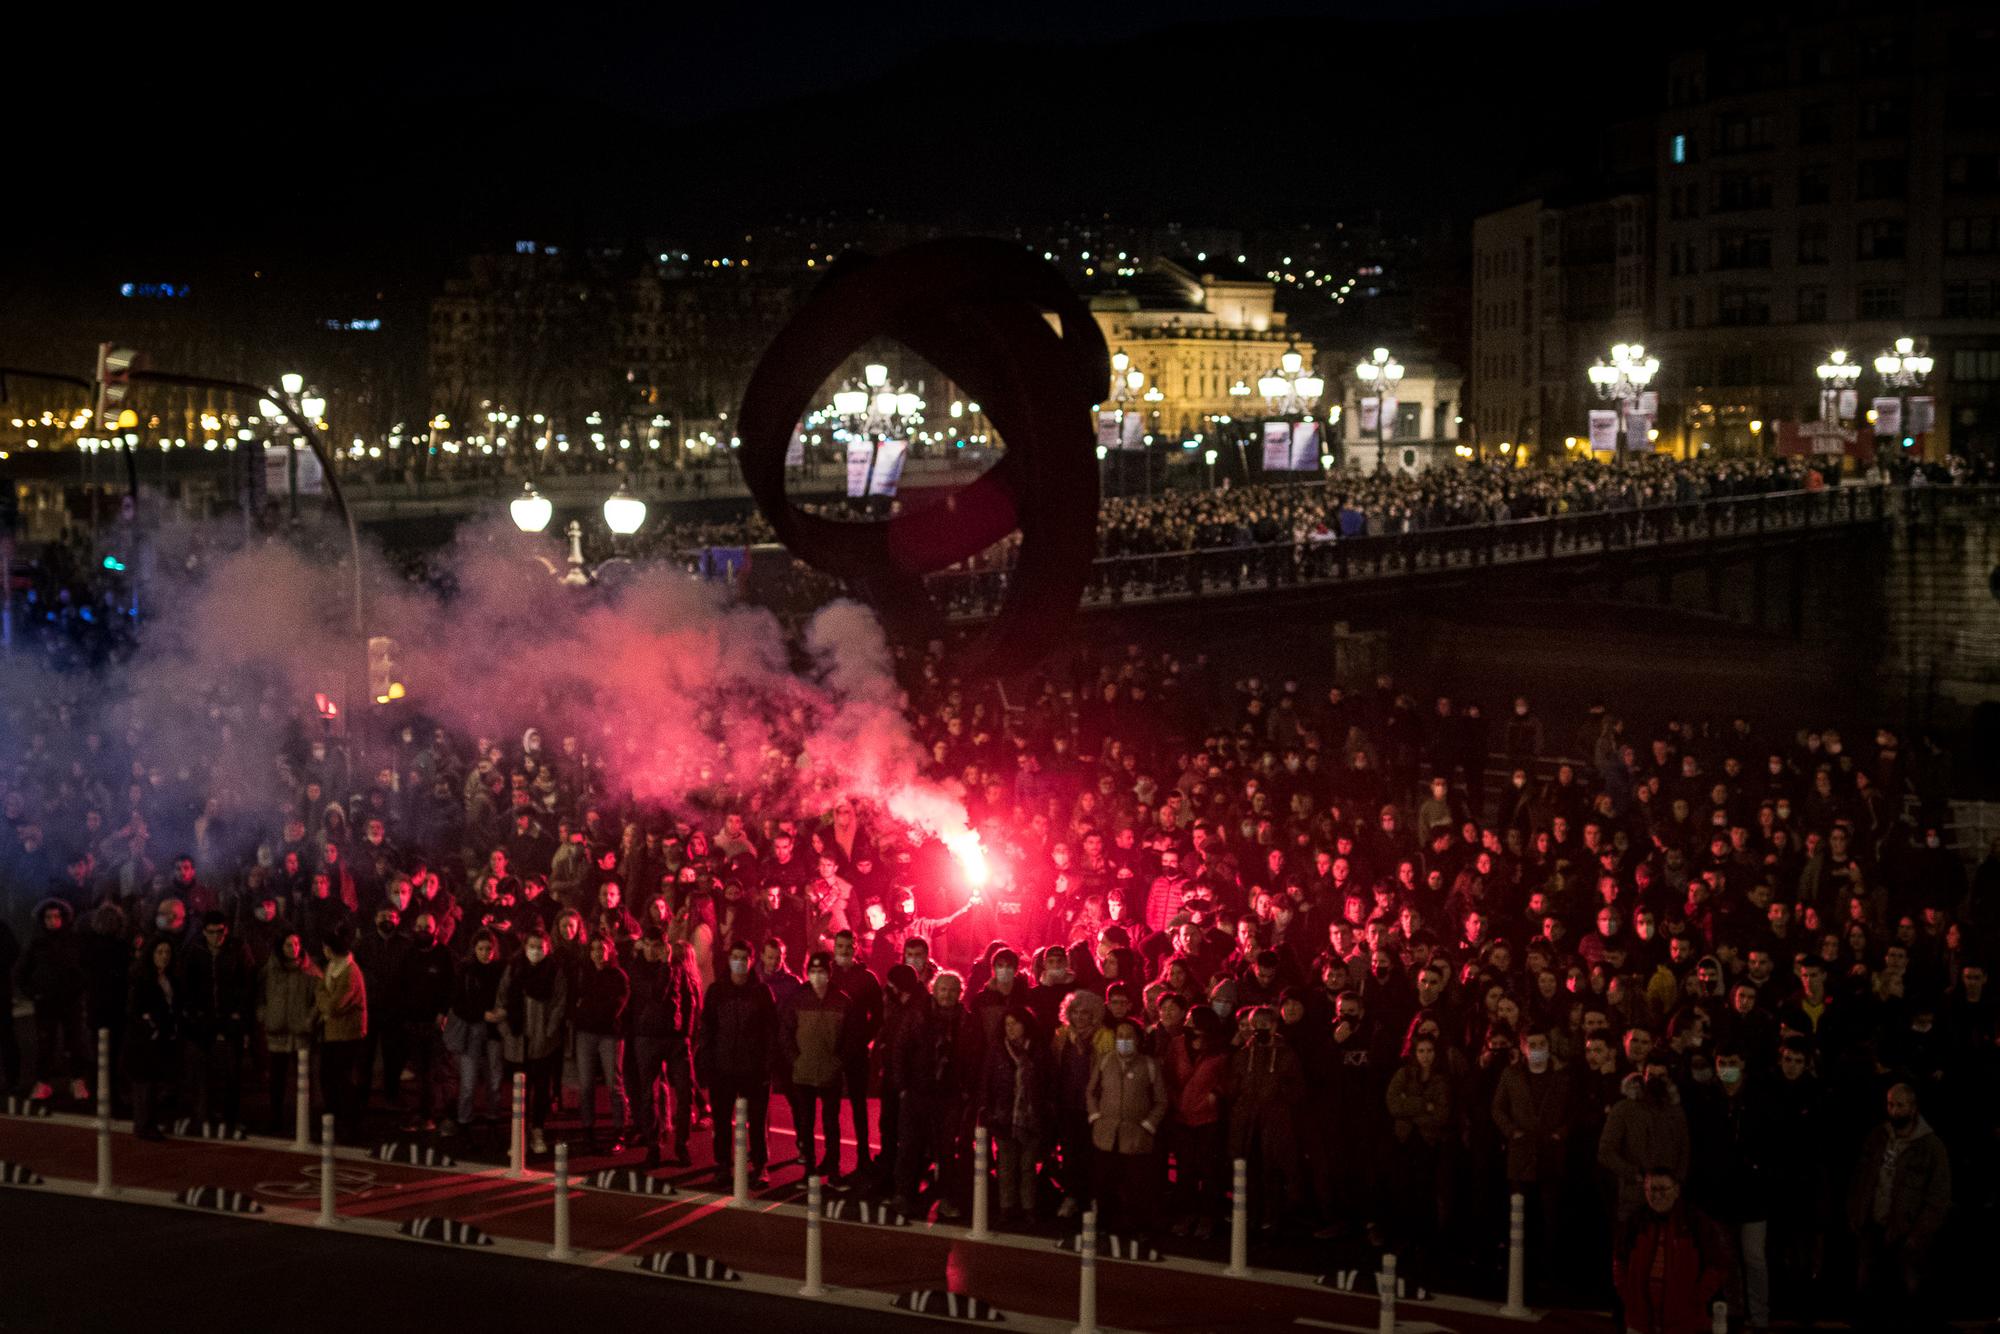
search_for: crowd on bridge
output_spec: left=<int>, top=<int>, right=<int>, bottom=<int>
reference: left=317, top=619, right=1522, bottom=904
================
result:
left=2, top=628, right=1995, bottom=1331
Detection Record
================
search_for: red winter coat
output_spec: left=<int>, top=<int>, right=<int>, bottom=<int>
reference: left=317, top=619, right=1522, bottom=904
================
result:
left=1612, top=1204, right=1730, bottom=1334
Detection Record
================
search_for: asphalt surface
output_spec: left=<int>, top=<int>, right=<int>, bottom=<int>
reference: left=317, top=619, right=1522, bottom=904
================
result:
left=0, top=1191, right=962, bottom=1334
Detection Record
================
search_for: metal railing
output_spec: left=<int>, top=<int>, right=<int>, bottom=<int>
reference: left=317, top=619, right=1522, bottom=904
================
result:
left=924, top=485, right=1891, bottom=619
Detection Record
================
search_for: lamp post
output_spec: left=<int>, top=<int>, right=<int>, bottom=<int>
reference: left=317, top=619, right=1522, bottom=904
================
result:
left=510, top=480, right=646, bottom=585
left=1106, top=349, right=1146, bottom=498
left=830, top=361, right=923, bottom=506
left=1872, top=336, right=1934, bottom=454
left=1586, top=342, right=1659, bottom=465
left=265, top=372, right=327, bottom=519
left=1814, top=351, right=1861, bottom=457
left=1354, top=346, right=1405, bottom=472
left=1258, top=342, right=1326, bottom=482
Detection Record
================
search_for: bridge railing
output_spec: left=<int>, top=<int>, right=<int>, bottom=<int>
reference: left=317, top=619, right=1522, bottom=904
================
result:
left=924, top=485, right=1890, bottom=618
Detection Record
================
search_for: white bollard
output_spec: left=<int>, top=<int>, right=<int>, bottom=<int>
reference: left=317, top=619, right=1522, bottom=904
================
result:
left=1498, top=1191, right=1528, bottom=1317
left=1378, top=1251, right=1398, bottom=1334
left=293, top=1047, right=311, bottom=1151
left=969, top=1125, right=991, bottom=1240
left=800, top=1174, right=825, bottom=1297
left=731, top=1096, right=750, bottom=1206
left=92, top=1028, right=112, bottom=1198
left=1710, top=1299, right=1728, bottom=1334
left=1225, top=1157, right=1249, bottom=1277
left=315, top=1113, right=338, bottom=1227
left=1071, top=1208, right=1099, bottom=1334
left=505, top=1071, right=527, bottom=1180
left=549, top=1141, right=572, bottom=1260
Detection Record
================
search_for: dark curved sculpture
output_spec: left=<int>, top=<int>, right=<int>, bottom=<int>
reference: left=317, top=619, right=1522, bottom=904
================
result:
left=736, top=238, right=1106, bottom=676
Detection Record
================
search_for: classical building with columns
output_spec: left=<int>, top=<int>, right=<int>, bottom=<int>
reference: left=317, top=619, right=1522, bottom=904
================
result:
left=1088, top=259, right=1316, bottom=439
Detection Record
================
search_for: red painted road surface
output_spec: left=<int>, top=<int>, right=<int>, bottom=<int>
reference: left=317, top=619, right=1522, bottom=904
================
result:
left=0, top=1113, right=1592, bottom=1333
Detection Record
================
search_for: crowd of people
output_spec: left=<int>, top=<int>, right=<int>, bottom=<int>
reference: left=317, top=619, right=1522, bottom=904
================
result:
left=2, top=629, right=1995, bottom=1331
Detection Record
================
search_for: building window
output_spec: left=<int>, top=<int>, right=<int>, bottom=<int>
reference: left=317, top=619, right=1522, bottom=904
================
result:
left=1717, top=113, right=1777, bottom=153
left=1797, top=286, right=1829, bottom=322
left=1797, top=163, right=1832, bottom=206
left=1671, top=133, right=1688, bottom=164
left=1717, top=288, right=1772, bottom=326
left=1946, top=216, right=2000, bottom=254
left=1944, top=281, right=1999, bottom=318
left=1714, top=173, right=1775, bottom=211
left=1799, top=103, right=1835, bottom=146
left=1947, top=153, right=2000, bottom=192
left=1797, top=222, right=1830, bottom=264
left=1857, top=219, right=1907, bottom=260
left=1856, top=159, right=1908, bottom=200
left=1857, top=96, right=1907, bottom=137
left=1714, top=231, right=1774, bottom=269
left=1858, top=285, right=1905, bottom=319
left=1953, top=349, right=2000, bottom=382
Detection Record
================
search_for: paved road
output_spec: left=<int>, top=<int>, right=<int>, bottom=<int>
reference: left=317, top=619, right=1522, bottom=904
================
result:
left=0, top=1190, right=965, bottom=1334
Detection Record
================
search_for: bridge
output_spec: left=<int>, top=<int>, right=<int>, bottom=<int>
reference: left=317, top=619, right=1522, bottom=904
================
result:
left=919, top=484, right=1900, bottom=625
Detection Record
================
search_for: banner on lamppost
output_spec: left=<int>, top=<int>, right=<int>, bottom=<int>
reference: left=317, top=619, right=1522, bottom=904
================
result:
left=1289, top=420, right=1322, bottom=471
left=1120, top=412, right=1145, bottom=451
left=1637, top=390, right=1658, bottom=418
left=1838, top=388, right=1859, bottom=421
left=1587, top=409, right=1619, bottom=453
left=1358, top=397, right=1380, bottom=434
left=264, top=443, right=323, bottom=496
left=868, top=438, right=908, bottom=496
left=1380, top=396, right=1400, bottom=438
left=1626, top=413, right=1653, bottom=452
left=1096, top=411, right=1121, bottom=450
left=785, top=429, right=805, bottom=467
left=297, top=447, right=324, bottom=495
left=845, top=438, right=873, bottom=497
left=1261, top=421, right=1292, bottom=471
left=1907, top=395, right=1935, bottom=435
left=1871, top=397, right=1902, bottom=438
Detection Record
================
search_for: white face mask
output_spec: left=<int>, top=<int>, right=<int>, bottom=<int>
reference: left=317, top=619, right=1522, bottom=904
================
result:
left=1114, top=1038, right=1137, bottom=1058
left=993, top=966, right=1015, bottom=986
left=728, top=959, right=748, bottom=978
left=1525, top=1048, right=1550, bottom=1073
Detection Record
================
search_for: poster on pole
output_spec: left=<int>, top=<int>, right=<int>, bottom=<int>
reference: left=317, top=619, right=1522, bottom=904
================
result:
left=1626, top=413, right=1653, bottom=452
left=1289, top=419, right=1322, bottom=471
left=1119, top=412, right=1145, bottom=451
left=1096, top=412, right=1121, bottom=450
left=1261, top=421, right=1293, bottom=471
left=1379, top=396, right=1400, bottom=439
left=1907, top=395, right=1935, bottom=435
left=1587, top=409, right=1619, bottom=453
left=1358, top=397, right=1380, bottom=434
left=845, top=439, right=873, bottom=497
left=868, top=439, right=908, bottom=496
left=1871, top=397, right=1902, bottom=438
left=785, top=429, right=805, bottom=467
left=1838, top=388, right=1859, bottom=421
left=263, top=445, right=288, bottom=498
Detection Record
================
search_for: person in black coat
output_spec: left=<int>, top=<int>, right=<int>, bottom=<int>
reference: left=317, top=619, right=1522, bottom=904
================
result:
left=697, top=939, right=777, bottom=1185
left=397, top=911, right=456, bottom=1131
left=629, top=929, right=703, bottom=1168
left=16, top=899, right=90, bottom=1102
left=180, top=911, right=255, bottom=1128
left=126, top=937, right=180, bottom=1139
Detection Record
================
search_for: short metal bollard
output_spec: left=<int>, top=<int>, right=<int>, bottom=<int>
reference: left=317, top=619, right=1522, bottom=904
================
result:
left=800, top=1174, right=825, bottom=1297
left=730, top=1097, right=750, bottom=1206
left=1225, top=1157, right=1249, bottom=1276
left=92, top=1028, right=112, bottom=1198
left=505, top=1072, right=527, bottom=1180
left=315, top=1113, right=338, bottom=1227
left=968, top=1125, right=991, bottom=1240
left=1071, top=1208, right=1098, bottom=1334
left=1710, top=1300, right=1728, bottom=1334
left=1498, top=1191, right=1528, bottom=1317
left=292, top=1048, right=311, bottom=1152
left=1378, top=1251, right=1397, bottom=1334
left=549, top=1142, right=572, bottom=1260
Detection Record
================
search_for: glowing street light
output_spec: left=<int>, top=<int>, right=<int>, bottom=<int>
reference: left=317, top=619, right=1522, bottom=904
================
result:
left=1354, top=346, right=1406, bottom=470
left=1586, top=341, right=1659, bottom=464
left=1873, top=336, right=1935, bottom=451
left=1816, top=349, right=1860, bottom=423
left=602, top=480, right=648, bottom=535
left=509, top=482, right=553, bottom=534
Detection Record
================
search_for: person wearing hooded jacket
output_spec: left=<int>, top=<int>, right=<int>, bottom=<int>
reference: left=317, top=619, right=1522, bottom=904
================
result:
left=698, top=938, right=777, bottom=1186
left=1598, top=1055, right=1692, bottom=1222
left=256, top=930, right=320, bottom=1135
left=498, top=927, right=569, bottom=1155
left=443, top=929, right=507, bottom=1135
left=16, top=899, right=90, bottom=1102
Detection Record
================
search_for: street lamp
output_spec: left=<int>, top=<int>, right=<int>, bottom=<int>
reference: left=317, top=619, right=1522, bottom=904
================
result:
left=1815, top=349, right=1860, bottom=425
left=1354, top=346, right=1405, bottom=471
left=1586, top=342, right=1659, bottom=464
left=828, top=361, right=924, bottom=499
left=603, top=479, right=648, bottom=535
left=510, top=481, right=553, bottom=533
left=269, top=371, right=328, bottom=518
left=1873, top=336, right=1934, bottom=452
left=1105, top=350, right=1147, bottom=497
